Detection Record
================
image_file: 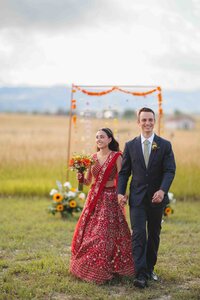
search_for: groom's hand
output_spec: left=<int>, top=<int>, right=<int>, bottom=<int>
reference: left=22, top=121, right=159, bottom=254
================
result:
left=152, top=189, right=165, bottom=203
left=118, top=194, right=127, bottom=207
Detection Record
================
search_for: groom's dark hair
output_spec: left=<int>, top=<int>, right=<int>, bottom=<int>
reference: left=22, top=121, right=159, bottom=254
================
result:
left=137, top=107, right=155, bottom=120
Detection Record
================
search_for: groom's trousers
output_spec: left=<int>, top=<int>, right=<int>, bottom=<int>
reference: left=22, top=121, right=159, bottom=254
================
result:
left=130, top=201, right=163, bottom=277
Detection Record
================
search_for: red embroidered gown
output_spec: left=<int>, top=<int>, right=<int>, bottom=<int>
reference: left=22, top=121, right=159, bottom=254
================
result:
left=70, top=152, right=134, bottom=284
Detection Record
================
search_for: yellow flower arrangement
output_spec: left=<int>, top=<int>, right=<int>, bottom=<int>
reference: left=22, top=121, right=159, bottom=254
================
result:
left=48, top=180, right=86, bottom=218
left=163, top=192, right=176, bottom=217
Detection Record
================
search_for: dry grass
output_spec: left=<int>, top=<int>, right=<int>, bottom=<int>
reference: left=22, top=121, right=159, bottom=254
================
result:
left=0, top=113, right=69, bottom=166
left=1, top=113, right=200, bottom=164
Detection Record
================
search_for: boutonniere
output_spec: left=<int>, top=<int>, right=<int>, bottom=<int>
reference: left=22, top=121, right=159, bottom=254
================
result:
left=152, top=141, right=160, bottom=151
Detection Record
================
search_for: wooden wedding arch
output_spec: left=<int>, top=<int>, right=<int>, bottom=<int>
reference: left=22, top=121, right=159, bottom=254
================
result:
left=66, top=84, right=163, bottom=176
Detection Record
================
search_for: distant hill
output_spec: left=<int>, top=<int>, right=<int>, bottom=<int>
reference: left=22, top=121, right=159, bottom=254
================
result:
left=0, top=86, right=200, bottom=114
left=0, top=86, right=70, bottom=113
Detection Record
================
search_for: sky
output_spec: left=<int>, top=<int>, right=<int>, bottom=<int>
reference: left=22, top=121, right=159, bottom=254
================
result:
left=0, top=0, right=200, bottom=90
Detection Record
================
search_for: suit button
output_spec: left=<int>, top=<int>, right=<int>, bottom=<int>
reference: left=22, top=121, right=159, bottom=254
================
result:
left=146, top=184, right=148, bottom=187
left=146, top=174, right=148, bottom=177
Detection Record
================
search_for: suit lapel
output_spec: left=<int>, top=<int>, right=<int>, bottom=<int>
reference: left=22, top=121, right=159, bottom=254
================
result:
left=148, top=134, right=160, bottom=169
left=135, top=136, right=146, bottom=169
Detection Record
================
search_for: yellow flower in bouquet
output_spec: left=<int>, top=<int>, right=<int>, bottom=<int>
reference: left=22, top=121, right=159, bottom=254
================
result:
left=69, top=154, right=94, bottom=172
left=69, top=154, right=94, bottom=191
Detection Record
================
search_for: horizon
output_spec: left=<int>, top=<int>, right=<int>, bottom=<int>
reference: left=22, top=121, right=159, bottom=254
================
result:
left=0, top=85, right=200, bottom=114
left=1, top=84, right=200, bottom=92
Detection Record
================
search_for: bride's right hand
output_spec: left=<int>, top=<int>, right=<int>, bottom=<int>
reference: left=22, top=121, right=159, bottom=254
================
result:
left=77, top=172, right=82, bottom=180
left=118, top=194, right=128, bottom=207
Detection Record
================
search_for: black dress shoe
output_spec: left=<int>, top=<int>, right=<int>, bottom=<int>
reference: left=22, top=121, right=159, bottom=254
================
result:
left=149, top=271, right=159, bottom=281
left=133, top=277, right=148, bottom=289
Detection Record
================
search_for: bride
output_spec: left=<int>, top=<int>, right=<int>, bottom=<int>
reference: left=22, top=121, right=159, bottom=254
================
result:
left=70, top=128, right=134, bottom=284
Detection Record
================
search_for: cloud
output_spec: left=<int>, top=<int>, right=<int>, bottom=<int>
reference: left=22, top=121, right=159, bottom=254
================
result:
left=150, top=5, right=200, bottom=76
left=1, top=0, right=199, bottom=33
left=0, top=0, right=130, bottom=32
left=0, top=0, right=200, bottom=89
left=0, top=28, right=45, bottom=86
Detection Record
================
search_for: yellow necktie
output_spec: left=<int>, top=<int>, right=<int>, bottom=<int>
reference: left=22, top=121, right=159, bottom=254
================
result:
left=144, top=140, right=150, bottom=167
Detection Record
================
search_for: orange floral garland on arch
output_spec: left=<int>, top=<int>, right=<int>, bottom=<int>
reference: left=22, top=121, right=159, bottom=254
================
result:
left=72, top=85, right=163, bottom=135
left=73, top=85, right=160, bottom=97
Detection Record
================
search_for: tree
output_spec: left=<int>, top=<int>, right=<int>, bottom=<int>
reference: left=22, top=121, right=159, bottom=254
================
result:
left=123, top=109, right=136, bottom=119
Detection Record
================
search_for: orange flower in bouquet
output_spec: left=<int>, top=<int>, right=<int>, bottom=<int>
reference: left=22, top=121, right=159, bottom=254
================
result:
left=69, top=154, right=94, bottom=191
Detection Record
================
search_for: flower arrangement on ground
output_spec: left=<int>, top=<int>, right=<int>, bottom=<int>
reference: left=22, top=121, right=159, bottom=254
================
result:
left=69, top=154, right=94, bottom=191
left=48, top=180, right=86, bottom=218
left=164, top=192, right=176, bottom=217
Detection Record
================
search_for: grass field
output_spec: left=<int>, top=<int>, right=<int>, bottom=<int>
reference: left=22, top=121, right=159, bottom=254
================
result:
left=1, top=113, right=200, bottom=198
left=1, top=113, right=200, bottom=299
left=0, top=197, right=200, bottom=300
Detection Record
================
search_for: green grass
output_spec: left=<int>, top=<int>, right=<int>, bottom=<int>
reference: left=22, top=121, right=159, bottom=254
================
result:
left=0, top=163, right=78, bottom=196
left=1, top=197, right=200, bottom=299
left=171, top=165, right=200, bottom=200
left=171, top=163, right=200, bottom=199
left=1, top=161, right=200, bottom=198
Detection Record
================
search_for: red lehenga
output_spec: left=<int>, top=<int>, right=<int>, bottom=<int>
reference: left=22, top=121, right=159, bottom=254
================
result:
left=70, top=151, right=134, bottom=284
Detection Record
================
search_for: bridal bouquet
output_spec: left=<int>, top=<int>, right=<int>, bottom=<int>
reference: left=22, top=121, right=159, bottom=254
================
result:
left=69, top=154, right=94, bottom=191
left=48, top=180, right=86, bottom=218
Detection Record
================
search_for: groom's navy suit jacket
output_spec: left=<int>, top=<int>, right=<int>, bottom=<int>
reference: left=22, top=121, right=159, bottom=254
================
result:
left=118, top=134, right=176, bottom=207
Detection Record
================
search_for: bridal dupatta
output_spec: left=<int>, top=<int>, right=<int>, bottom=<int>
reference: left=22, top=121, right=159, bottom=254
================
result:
left=71, top=151, right=121, bottom=254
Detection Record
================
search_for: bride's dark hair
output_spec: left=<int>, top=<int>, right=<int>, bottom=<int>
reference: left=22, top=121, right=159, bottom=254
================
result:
left=97, top=128, right=120, bottom=152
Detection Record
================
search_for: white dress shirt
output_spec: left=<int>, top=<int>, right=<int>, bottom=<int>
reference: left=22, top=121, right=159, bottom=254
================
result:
left=141, top=133, right=155, bottom=155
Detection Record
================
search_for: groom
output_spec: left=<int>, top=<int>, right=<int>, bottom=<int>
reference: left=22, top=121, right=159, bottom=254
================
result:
left=118, top=107, right=176, bottom=288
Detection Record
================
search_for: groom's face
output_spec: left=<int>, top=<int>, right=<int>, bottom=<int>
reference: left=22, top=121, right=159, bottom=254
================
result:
left=138, top=111, right=155, bottom=136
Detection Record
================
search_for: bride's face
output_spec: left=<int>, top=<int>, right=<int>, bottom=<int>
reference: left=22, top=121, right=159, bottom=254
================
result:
left=95, top=130, right=111, bottom=149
